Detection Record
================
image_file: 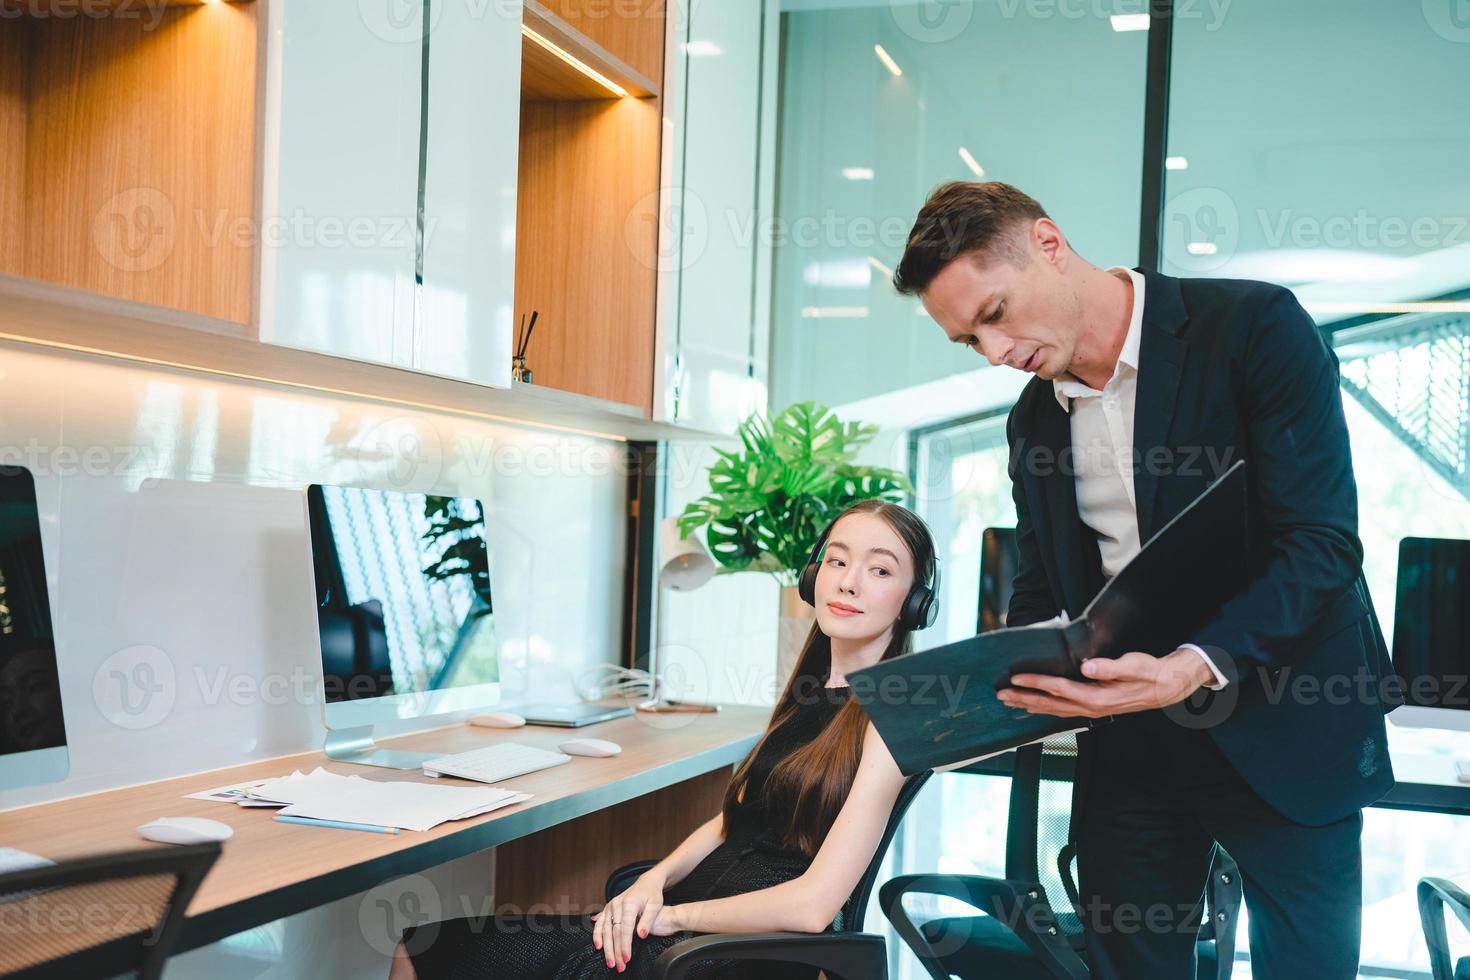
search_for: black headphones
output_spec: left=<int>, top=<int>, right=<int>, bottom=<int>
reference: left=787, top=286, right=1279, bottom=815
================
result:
left=797, top=513, right=940, bottom=631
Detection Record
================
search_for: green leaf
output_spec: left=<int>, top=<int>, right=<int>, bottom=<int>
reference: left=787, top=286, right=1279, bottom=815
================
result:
left=679, top=401, right=906, bottom=577
left=738, top=413, right=774, bottom=457
left=705, top=512, right=768, bottom=571
left=771, top=402, right=846, bottom=468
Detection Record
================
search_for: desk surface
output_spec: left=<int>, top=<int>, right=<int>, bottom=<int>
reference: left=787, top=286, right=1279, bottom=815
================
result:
left=0, top=706, right=768, bottom=952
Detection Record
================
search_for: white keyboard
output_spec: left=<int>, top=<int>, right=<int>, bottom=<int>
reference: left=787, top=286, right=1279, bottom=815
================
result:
left=422, top=742, right=572, bottom=784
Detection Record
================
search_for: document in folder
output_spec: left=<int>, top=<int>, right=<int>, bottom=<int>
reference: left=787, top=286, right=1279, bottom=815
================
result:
left=850, top=460, right=1248, bottom=776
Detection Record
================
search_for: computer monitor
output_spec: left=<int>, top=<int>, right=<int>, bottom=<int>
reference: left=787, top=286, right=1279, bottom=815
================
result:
left=0, top=466, right=68, bottom=789
left=305, top=484, right=499, bottom=768
left=1389, top=536, right=1470, bottom=733
left=978, top=527, right=1019, bottom=634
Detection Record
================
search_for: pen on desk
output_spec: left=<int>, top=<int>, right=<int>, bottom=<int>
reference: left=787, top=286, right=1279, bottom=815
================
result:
left=274, top=814, right=400, bottom=835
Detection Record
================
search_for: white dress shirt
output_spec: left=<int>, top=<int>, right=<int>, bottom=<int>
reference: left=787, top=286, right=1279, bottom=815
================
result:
left=1052, top=267, right=1228, bottom=690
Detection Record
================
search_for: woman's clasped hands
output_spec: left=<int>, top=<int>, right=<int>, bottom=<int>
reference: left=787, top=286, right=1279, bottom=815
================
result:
left=590, top=869, right=683, bottom=971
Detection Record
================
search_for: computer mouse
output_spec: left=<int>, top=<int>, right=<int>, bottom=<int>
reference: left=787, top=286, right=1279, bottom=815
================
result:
left=558, top=737, right=622, bottom=758
left=138, top=816, right=234, bottom=845
left=470, top=711, right=526, bottom=729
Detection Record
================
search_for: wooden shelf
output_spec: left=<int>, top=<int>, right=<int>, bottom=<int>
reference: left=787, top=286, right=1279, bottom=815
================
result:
left=0, top=0, right=261, bottom=326
left=522, top=1, right=659, bottom=101
left=522, top=0, right=660, bottom=101
left=0, top=275, right=727, bottom=443
left=1, top=0, right=677, bottom=431
left=533, top=0, right=665, bottom=87
left=513, top=0, right=666, bottom=414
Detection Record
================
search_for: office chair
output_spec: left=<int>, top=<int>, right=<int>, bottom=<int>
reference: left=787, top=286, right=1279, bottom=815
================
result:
left=0, top=841, right=220, bottom=980
left=1418, top=876, right=1470, bottom=980
left=603, top=771, right=932, bottom=980
left=880, top=736, right=1243, bottom=980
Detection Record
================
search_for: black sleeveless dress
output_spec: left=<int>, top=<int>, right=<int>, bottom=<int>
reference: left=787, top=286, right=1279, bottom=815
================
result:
left=401, top=680, right=852, bottom=979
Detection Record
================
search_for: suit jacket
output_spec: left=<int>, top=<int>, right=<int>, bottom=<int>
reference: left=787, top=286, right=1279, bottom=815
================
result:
left=1005, top=268, right=1395, bottom=827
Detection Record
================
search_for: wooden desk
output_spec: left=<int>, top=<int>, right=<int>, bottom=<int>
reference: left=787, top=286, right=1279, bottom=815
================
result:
left=0, top=706, right=767, bottom=952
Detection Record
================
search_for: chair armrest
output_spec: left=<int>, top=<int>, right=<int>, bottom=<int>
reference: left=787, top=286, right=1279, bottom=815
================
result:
left=652, top=931, right=887, bottom=980
left=879, top=873, right=1089, bottom=980
left=605, top=860, right=659, bottom=902
left=1061, top=839, right=1242, bottom=980
left=1419, top=877, right=1470, bottom=980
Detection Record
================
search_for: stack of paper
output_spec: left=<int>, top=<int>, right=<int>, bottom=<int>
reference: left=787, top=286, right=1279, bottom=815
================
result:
left=187, top=768, right=531, bottom=832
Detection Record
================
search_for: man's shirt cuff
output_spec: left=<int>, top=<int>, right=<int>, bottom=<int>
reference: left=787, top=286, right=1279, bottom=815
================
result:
left=1180, top=643, right=1228, bottom=690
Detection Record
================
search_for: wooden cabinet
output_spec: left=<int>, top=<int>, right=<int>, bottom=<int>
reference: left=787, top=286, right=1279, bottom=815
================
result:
left=262, top=0, right=521, bottom=388
left=0, top=2, right=262, bottom=326
left=513, top=0, right=667, bottom=414
left=259, top=0, right=422, bottom=370
left=419, top=0, right=524, bottom=389
left=0, top=0, right=704, bottom=433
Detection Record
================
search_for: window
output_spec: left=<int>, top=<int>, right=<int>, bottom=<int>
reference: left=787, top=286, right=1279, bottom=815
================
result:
left=770, top=1, right=1147, bottom=411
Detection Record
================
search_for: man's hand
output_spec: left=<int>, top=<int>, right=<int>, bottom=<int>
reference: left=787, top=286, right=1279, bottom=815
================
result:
left=996, top=648, right=1215, bottom=719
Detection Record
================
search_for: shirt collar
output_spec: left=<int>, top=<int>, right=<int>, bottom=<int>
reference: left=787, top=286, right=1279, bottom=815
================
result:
left=1052, top=266, right=1145, bottom=413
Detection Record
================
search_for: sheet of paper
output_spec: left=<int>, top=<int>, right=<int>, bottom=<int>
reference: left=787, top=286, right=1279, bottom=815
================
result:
left=276, top=777, right=530, bottom=832
left=241, top=768, right=366, bottom=806
left=186, top=777, right=278, bottom=803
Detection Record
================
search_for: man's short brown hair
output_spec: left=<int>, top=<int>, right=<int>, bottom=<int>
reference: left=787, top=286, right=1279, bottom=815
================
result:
left=892, top=181, right=1049, bottom=296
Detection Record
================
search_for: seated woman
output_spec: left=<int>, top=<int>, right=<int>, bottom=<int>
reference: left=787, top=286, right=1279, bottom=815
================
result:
left=389, top=498, right=939, bottom=980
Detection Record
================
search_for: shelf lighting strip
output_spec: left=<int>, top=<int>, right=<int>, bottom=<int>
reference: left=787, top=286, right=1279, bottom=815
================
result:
left=523, top=25, right=629, bottom=98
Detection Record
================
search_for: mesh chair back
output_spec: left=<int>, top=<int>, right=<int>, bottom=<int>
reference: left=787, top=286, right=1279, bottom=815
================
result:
left=1013, top=736, right=1238, bottom=959
left=1003, top=735, right=1084, bottom=944
left=0, top=843, right=220, bottom=980
left=835, top=771, right=932, bottom=933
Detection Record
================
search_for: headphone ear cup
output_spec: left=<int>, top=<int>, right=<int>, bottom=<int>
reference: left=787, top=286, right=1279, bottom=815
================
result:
left=798, top=521, right=835, bottom=608
left=899, top=583, right=932, bottom=632
left=917, top=587, right=938, bottom=629
left=798, top=558, right=819, bottom=607
left=915, top=551, right=941, bottom=630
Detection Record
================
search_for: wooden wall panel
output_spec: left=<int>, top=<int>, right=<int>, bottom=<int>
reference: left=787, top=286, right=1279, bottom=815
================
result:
left=494, top=767, right=731, bottom=913
left=0, top=19, right=27, bottom=278
left=538, top=0, right=666, bottom=88
left=515, top=95, right=661, bottom=412
left=20, top=2, right=258, bottom=324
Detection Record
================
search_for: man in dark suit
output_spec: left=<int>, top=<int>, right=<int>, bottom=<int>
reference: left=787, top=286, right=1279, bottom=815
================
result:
left=894, top=181, right=1395, bottom=977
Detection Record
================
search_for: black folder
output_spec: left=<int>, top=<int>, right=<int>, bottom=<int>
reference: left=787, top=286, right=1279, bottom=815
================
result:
left=850, top=460, right=1248, bottom=776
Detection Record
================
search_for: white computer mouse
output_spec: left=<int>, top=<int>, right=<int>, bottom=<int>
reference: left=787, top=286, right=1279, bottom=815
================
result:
left=470, top=711, right=526, bottom=729
left=558, top=737, right=622, bottom=758
left=138, top=816, right=235, bottom=845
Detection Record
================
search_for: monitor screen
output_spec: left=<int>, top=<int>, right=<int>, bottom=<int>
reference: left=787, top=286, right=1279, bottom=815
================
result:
left=306, top=485, right=497, bottom=707
left=1392, top=536, right=1470, bottom=712
left=978, top=527, right=1018, bottom=634
left=0, top=465, right=68, bottom=787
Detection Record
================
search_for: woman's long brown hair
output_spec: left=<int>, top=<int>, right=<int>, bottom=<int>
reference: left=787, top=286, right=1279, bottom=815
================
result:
left=720, top=499, right=937, bottom=857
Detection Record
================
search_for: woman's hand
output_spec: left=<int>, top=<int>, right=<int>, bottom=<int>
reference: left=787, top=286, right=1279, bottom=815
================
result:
left=590, top=870, right=668, bottom=970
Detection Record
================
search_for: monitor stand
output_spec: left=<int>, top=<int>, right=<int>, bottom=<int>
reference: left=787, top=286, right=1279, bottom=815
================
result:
left=323, top=725, right=437, bottom=770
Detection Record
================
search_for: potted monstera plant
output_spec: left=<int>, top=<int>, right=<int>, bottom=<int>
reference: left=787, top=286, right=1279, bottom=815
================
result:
left=676, top=401, right=912, bottom=685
